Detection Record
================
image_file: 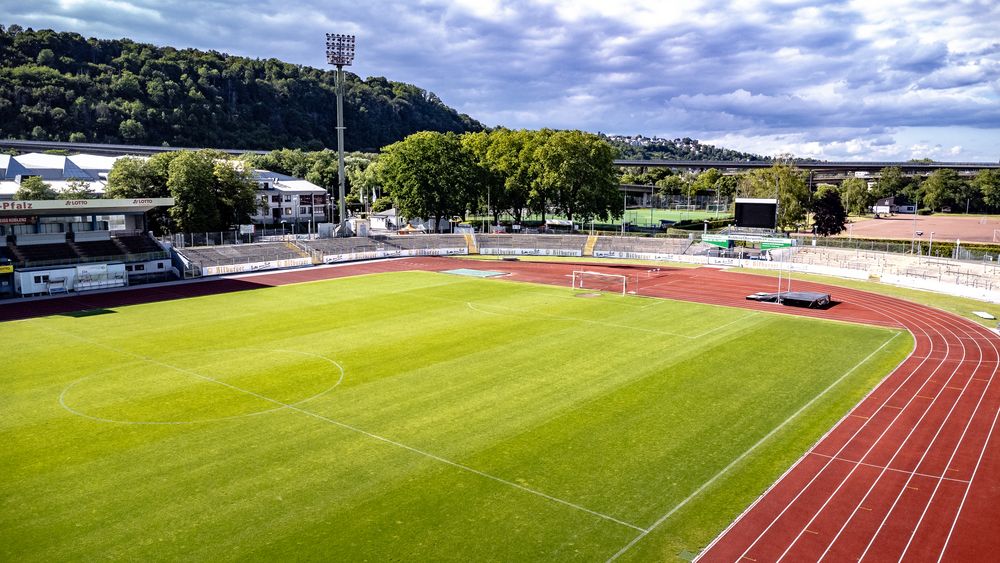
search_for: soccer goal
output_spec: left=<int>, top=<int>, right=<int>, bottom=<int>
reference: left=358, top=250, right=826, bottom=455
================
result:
left=572, top=270, right=628, bottom=296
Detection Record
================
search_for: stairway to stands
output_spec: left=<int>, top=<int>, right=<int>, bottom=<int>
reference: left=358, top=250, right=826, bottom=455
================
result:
left=583, top=235, right=598, bottom=256
left=463, top=233, right=479, bottom=254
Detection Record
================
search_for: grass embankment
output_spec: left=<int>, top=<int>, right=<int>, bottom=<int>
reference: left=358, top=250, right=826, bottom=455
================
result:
left=1, top=271, right=909, bottom=561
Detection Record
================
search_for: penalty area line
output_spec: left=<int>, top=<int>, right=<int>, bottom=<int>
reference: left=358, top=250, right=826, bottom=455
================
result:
left=605, top=331, right=902, bottom=562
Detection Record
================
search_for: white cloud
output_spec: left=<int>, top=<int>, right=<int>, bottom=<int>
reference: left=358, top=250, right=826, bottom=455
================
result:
left=4, top=0, right=999, bottom=160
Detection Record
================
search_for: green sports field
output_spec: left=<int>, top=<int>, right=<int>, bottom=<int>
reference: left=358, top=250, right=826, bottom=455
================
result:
left=1, top=271, right=911, bottom=561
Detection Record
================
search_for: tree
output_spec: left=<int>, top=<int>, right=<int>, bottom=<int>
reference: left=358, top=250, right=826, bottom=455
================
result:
left=163, top=150, right=257, bottom=232
left=462, top=130, right=506, bottom=225
left=379, top=131, right=476, bottom=232
left=656, top=175, right=686, bottom=195
left=58, top=179, right=98, bottom=199
left=167, top=151, right=220, bottom=232
left=106, top=156, right=167, bottom=198
left=840, top=177, right=873, bottom=215
left=812, top=185, right=847, bottom=236
left=692, top=168, right=723, bottom=193
left=874, top=166, right=908, bottom=200
left=921, top=169, right=962, bottom=212
left=106, top=154, right=176, bottom=233
left=119, top=118, right=145, bottom=141
left=462, top=128, right=545, bottom=225
left=974, top=169, right=1000, bottom=210
left=533, top=130, right=620, bottom=223
left=212, top=155, right=258, bottom=228
left=737, top=164, right=809, bottom=232
left=14, top=176, right=57, bottom=200
left=714, top=175, right=738, bottom=201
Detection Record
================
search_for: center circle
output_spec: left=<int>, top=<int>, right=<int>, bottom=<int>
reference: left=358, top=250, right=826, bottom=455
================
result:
left=60, top=348, right=345, bottom=424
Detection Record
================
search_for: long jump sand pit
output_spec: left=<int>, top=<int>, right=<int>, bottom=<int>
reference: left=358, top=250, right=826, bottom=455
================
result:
left=842, top=214, right=1000, bottom=243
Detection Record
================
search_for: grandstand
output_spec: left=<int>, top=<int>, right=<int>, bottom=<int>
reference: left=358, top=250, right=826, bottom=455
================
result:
left=304, top=237, right=381, bottom=256
left=370, top=234, right=468, bottom=251
left=477, top=234, right=586, bottom=256
left=175, top=243, right=311, bottom=275
left=592, top=236, right=691, bottom=256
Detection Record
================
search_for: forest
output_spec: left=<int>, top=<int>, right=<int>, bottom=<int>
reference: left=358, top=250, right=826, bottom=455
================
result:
left=0, top=25, right=483, bottom=151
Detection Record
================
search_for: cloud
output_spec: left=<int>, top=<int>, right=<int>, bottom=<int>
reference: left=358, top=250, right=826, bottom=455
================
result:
left=3, top=0, right=999, bottom=160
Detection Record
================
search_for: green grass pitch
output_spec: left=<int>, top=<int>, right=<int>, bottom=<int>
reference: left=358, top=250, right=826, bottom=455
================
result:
left=1, top=271, right=911, bottom=561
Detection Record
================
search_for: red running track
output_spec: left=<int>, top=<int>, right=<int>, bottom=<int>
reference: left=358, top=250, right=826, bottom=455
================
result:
left=2, top=257, right=998, bottom=561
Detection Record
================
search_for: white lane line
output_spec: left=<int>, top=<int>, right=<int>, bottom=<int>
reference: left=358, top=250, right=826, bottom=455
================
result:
left=49, top=326, right=645, bottom=534
left=775, top=314, right=964, bottom=562
left=933, top=325, right=1000, bottom=561
left=856, top=322, right=997, bottom=560
left=713, top=295, right=935, bottom=563
left=807, top=452, right=971, bottom=484
left=814, top=311, right=992, bottom=562
left=606, top=332, right=901, bottom=562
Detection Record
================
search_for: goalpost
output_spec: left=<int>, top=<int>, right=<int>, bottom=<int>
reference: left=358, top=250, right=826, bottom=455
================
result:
left=572, top=270, right=628, bottom=296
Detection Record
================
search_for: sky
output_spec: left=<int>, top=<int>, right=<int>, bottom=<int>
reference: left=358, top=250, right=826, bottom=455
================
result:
left=4, top=0, right=1000, bottom=161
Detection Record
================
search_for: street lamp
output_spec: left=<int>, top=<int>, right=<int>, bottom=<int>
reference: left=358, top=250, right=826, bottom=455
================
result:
left=929, top=231, right=935, bottom=261
left=326, top=33, right=355, bottom=237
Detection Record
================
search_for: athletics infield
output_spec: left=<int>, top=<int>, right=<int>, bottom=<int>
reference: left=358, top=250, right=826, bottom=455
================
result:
left=2, top=257, right=997, bottom=561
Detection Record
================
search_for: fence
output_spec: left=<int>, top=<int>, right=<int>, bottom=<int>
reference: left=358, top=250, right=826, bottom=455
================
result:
left=806, top=236, right=1000, bottom=263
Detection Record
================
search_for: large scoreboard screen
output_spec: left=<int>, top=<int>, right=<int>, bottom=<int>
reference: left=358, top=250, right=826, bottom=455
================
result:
left=735, top=198, right=778, bottom=229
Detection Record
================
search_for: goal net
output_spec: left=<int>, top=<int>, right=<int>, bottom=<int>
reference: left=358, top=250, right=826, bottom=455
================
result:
left=572, top=270, right=628, bottom=296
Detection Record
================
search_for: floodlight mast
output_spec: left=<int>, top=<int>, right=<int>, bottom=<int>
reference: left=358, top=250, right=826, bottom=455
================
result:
left=326, top=33, right=355, bottom=237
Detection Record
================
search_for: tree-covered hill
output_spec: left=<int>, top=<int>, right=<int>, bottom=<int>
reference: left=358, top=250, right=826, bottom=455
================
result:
left=0, top=25, right=483, bottom=151
left=605, top=135, right=770, bottom=161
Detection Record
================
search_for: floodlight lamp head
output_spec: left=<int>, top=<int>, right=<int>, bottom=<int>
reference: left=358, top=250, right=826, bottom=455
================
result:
left=326, top=33, right=355, bottom=66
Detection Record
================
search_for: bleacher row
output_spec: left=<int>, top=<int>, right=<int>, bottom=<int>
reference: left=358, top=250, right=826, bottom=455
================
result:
left=5, top=233, right=165, bottom=266
left=177, top=243, right=310, bottom=267
left=174, top=234, right=699, bottom=271
left=476, top=234, right=586, bottom=252
left=593, top=236, right=690, bottom=254
left=177, top=235, right=472, bottom=268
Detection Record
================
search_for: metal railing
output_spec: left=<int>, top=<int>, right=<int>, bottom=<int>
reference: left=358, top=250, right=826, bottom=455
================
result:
left=17, top=250, right=169, bottom=269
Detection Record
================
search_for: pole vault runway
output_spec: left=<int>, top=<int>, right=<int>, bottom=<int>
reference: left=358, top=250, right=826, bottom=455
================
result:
left=2, top=256, right=997, bottom=560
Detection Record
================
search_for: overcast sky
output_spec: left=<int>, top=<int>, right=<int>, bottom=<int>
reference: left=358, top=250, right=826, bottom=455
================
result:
left=4, top=0, right=1000, bottom=161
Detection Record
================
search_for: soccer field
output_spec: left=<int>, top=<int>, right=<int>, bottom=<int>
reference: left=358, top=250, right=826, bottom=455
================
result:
left=1, top=271, right=911, bottom=561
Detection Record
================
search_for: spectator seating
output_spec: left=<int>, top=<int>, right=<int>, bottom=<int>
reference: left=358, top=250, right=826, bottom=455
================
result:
left=371, top=234, right=468, bottom=251
left=593, top=236, right=690, bottom=254
left=177, top=243, right=306, bottom=267
left=74, top=239, right=126, bottom=259
left=11, top=243, right=80, bottom=263
left=115, top=234, right=163, bottom=254
left=476, top=234, right=586, bottom=252
left=304, top=238, right=381, bottom=255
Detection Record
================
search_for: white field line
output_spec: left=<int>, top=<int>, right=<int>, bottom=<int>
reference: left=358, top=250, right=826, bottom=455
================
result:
left=606, top=332, right=901, bottom=562
left=58, top=348, right=346, bottom=425
left=49, top=326, right=645, bottom=534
